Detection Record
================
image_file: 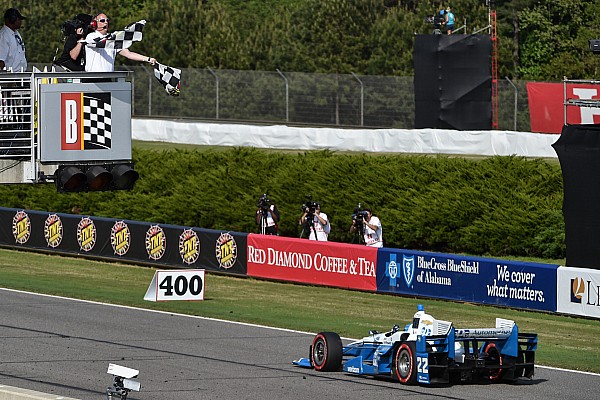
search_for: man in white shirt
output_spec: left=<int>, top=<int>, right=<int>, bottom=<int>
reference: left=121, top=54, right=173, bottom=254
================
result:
left=351, top=207, right=383, bottom=247
left=299, top=202, right=330, bottom=241
left=0, top=8, right=27, bottom=72
left=85, top=12, right=156, bottom=72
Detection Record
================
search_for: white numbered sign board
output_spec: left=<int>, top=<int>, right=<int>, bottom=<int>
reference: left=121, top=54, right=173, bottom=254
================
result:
left=144, top=270, right=205, bottom=302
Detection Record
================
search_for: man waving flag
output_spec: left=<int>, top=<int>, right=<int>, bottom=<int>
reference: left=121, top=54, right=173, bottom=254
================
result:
left=85, top=20, right=146, bottom=50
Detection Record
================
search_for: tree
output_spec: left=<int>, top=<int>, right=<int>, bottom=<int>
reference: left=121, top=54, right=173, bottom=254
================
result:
left=517, top=0, right=600, bottom=80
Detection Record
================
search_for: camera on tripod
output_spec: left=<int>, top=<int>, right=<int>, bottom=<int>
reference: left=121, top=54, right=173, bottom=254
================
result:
left=257, top=193, right=272, bottom=214
left=352, top=202, right=368, bottom=228
left=301, top=195, right=318, bottom=217
left=61, top=13, right=94, bottom=37
left=424, top=11, right=445, bottom=33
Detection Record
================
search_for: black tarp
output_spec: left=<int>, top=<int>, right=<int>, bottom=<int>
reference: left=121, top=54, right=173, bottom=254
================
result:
left=414, top=34, right=492, bottom=130
left=552, top=124, right=600, bottom=269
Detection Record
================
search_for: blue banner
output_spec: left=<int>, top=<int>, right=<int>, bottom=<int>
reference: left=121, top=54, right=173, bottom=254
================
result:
left=377, top=248, right=558, bottom=312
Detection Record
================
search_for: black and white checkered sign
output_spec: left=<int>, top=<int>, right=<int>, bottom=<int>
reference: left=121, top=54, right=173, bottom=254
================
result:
left=83, top=93, right=112, bottom=150
left=154, top=63, right=181, bottom=96
left=86, top=20, right=146, bottom=50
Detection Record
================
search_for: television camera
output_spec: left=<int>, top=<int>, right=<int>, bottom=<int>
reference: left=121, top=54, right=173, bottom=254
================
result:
left=106, top=363, right=141, bottom=400
left=257, top=193, right=272, bottom=215
left=256, top=193, right=279, bottom=235
left=61, top=13, right=94, bottom=37
left=351, top=203, right=368, bottom=244
left=424, top=11, right=445, bottom=34
left=352, top=203, right=368, bottom=227
left=301, top=195, right=318, bottom=218
left=300, top=195, right=319, bottom=238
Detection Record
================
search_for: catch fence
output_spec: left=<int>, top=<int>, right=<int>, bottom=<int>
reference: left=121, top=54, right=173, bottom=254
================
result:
left=123, top=67, right=532, bottom=132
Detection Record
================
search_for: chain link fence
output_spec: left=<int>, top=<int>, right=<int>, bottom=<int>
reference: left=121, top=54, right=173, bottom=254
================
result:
left=125, top=66, right=532, bottom=132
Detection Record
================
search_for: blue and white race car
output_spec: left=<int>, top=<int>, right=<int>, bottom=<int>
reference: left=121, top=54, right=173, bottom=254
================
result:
left=293, top=305, right=537, bottom=385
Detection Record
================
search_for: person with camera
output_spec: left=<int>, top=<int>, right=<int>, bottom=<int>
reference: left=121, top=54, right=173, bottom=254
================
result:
left=299, top=202, right=330, bottom=241
left=54, top=14, right=92, bottom=71
left=432, top=9, right=445, bottom=35
left=85, top=12, right=156, bottom=72
left=350, top=207, right=383, bottom=247
left=255, top=194, right=280, bottom=235
left=0, top=8, right=27, bottom=72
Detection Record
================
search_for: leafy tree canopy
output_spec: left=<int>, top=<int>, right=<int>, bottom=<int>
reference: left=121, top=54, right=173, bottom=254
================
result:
left=2, top=0, right=599, bottom=79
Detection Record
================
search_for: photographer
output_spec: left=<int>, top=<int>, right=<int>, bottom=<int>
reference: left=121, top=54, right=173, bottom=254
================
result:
left=350, top=207, right=383, bottom=247
left=54, top=14, right=92, bottom=71
left=431, top=9, right=445, bottom=34
left=255, top=194, right=280, bottom=235
left=299, top=202, right=330, bottom=241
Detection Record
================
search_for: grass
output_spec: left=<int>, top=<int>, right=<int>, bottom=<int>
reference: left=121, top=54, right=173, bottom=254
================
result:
left=0, top=247, right=597, bottom=373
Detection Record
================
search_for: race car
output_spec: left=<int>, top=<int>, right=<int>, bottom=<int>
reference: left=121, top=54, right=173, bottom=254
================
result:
left=293, top=305, right=537, bottom=385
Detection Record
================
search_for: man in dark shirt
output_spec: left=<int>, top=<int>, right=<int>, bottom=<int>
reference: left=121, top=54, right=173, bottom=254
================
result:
left=54, top=14, right=92, bottom=71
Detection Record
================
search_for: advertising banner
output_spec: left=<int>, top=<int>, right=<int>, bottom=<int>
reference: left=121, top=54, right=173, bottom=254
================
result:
left=0, top=207, right=247, bottom=275
left=527, top=82, right=600, bottom=134
left=557, top=266, right=600, bottom=319
left=247, top=234, right=377, bottom=291
left=377, top=249, right=558, bottom=312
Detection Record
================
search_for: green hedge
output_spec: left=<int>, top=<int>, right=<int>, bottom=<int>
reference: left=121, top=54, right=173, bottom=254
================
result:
left=0, top=148, right=565, bottom=259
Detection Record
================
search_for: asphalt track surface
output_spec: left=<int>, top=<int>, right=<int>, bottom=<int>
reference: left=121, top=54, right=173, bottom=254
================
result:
left=0, top=289, right=598, bottom=400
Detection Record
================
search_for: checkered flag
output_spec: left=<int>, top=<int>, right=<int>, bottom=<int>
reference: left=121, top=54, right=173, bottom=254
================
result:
left=85, top=20, right=146, bottom=50
left=154, top=63, right=181, bottom=96
left=83, top=93, right=112, bottom=150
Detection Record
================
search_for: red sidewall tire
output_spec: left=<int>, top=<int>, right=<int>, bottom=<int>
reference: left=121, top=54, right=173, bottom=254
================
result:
left=394, top=342, right=417, bottom=384
left=311, top=332, right=342, bottom=372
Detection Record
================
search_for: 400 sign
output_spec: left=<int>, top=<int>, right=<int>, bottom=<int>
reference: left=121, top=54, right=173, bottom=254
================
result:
left=144, top=270, right=205, bottom=302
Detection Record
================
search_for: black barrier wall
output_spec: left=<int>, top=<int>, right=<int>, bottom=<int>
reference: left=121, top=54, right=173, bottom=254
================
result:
left=414, top=34, right=492, bottom=130
left=553, top=124, right=600, bottom=270
left=0, top=207, right=247, bottom=275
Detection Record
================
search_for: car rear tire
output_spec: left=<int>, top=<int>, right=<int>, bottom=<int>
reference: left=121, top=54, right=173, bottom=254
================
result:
left=393, top=342, right=418, bottom=385
left=484, top=342, right=504, bottom=382
left=311, top=332, right=343, bottom=372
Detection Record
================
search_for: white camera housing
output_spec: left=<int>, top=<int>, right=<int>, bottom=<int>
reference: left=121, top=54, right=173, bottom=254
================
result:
left=106, top=363, right=142, bottom=398
left=122, top=378, right=141, bottom=392
left=107, top=363, right=139, bottom=379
